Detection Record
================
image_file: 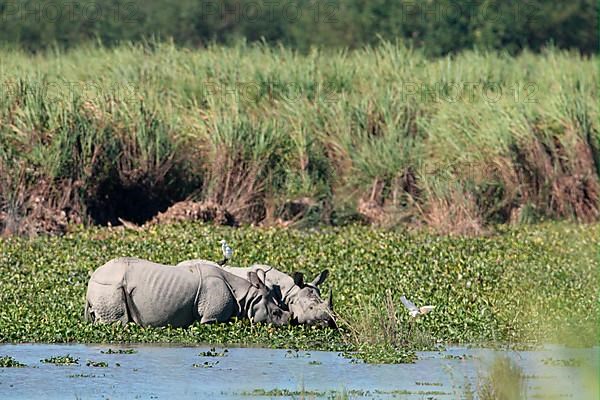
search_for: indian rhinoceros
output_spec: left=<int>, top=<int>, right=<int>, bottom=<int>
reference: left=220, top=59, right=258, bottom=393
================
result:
left=85, top=257, right=290, bottom=327
left=176, top=259, right=334, bottom=327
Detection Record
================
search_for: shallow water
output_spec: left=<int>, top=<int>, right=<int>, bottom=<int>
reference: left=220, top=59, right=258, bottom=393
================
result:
left=0, top=344, right=597, bottom=399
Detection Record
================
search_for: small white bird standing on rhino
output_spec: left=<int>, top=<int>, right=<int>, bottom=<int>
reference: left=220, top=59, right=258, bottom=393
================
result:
left=218, top=240, right=233, bottom=266
left=400, top=295, right=435, bottom=318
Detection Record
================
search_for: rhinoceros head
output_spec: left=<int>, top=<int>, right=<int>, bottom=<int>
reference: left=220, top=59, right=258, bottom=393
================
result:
left=247, top=270, right=291, bottom=326
left=289, top=270, right=334, bottom=327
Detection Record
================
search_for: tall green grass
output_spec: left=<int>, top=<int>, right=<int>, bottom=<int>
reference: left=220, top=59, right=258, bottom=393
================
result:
left=0, top=42, right=597, bottom=234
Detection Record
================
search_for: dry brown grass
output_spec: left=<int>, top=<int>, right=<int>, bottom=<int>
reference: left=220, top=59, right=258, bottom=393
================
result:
left=203, top=150, right=269, bottom=224
left=422, top=191, right=484, bottom=236
left=510, top=131, right=599, bottom=223
left=147, top=200, right=236, bottom=227
left=0, top=166, right=83, bottom=236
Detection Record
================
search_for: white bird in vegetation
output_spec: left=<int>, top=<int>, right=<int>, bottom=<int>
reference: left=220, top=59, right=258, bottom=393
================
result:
left=218, top=240, right=233, bottom=266
left=400, top=296, right=435, bottom=318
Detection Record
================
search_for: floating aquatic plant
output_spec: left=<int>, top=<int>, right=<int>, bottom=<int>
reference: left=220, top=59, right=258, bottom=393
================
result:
left=0, top=356, right=27, bottom=367
left=41, top=355, right=79, bottom=365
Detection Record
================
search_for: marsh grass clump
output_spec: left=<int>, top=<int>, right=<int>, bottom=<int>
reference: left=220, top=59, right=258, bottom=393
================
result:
left=338, top=288, right=437, bottom=362
left=476, top=356, right=526, bottom=400
left=468, top=353, right=598, bottom=399
left=0, top=355, right=27, bottom=367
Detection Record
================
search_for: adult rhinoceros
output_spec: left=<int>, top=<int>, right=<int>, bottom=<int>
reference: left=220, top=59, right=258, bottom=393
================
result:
left=177, top=259, right=334, bottom=327
left=85, top=257, right=290, bottom=327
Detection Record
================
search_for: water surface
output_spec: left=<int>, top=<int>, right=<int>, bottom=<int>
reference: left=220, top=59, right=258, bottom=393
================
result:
left=0, top=344, right=596, bottom=399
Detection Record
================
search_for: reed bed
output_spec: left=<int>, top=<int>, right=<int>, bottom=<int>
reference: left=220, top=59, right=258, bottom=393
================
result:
left=0, top=42, right=597, bottom=234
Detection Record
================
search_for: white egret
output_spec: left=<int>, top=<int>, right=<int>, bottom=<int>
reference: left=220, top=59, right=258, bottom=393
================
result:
left=400, top=295, right=435, bottom=318
left=218, top=240, right=233, bottom=266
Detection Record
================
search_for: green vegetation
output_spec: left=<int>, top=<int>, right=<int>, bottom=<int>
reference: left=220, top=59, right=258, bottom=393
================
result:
left=0, top=355, right=27, bottom=367
left=0, top=0, right=595, bottom=55
left=86, top=360, right=108, bottom=367
left=192, top=361, right=219, bottom=368
left=0, top=222, right=597, bottom=363
left=541, top=357, right=583, bottom=367
left=344, top=344, right=418, bottom=364
left=68, top=373, right=101, bottom=378
left=475, top=356, right=526, bottom=400
left=198, top=348, right=229, bottom=357
left=241, top=388, right=325, bottom=397
left=239, top=388, right=450, bottom=397
left=416, top=381, right=443, bottom=386
left=40, top=355, right=79, bottom=365
left=100, top=348, right=137, bottom=354
left=0, top=43, right=597, bottom=235
left=444, top=354, right=477, bottom=360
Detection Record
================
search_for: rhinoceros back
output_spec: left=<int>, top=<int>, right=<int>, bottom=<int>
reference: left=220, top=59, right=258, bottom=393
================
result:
left=125, top=261, right=201, bottom=327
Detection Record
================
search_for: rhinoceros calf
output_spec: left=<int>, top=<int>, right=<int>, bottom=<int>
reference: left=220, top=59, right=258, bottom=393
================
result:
left=85, top=257, right=290, bottom=327
left=177, top=259, right=333, bottom=327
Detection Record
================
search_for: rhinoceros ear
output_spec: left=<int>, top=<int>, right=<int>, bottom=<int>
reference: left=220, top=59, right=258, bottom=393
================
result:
left=292, top=272, right=305, bottom=288
left=326, top=289, right=333, bottom=311
left=311, top=269, right=329, bottom=287
left=248, top=271, right=267, bottom=291
left=256, top=268, right=267, bottom=284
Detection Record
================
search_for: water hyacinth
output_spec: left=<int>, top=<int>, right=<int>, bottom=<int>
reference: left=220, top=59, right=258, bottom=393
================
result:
left=0, top=222, right=597, bottom=363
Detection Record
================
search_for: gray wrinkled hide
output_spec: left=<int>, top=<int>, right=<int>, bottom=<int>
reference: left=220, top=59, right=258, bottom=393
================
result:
left=176, top=259, right=332, bottom=326
left=85, top=257, right=289, bottom=327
